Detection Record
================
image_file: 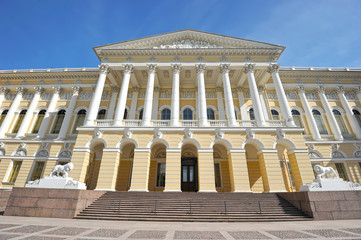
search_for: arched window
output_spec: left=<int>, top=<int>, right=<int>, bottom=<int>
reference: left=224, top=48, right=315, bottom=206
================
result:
left=51, top=110, right=66, bottom=134
left=183, top=108, right=193, bottom=120
left=72, top=109, right=87, bottom=134
left=123, top=109, right=128, bottom=120
left=353, top=109, right=361, bottom=128
left=333, top=109, right=348, bottom=134
left=271, top=109, right=280, bottom=120
left=312, top=109, right=328, bottom=135
left=139, top=109, right=143, bottom=120
left=0, top=109, right=8, bottom=126
left=207, top=108, right=215, bottom=120
left=32, top=110, right=46, bottom=134
left=12, top=110, right=27, bottom=133
left=234, top=111, right=238, bottom=120
left=249, top=108, right=255, bottom=120
left=161, top=108, right=171, bottom=120
left=97, top=109, right=106, bottom=120
left=291, top=110, right=303, bottom=127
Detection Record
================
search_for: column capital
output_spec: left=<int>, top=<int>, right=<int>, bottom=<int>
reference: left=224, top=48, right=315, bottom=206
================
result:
left=53, top=86, right=62, bottom=94
left=147, top=64, right=157, bottom=74
left=236, top=87, right=243, bottom=92
left=195, top=64, right=206, bottom=73
left=132, top=87, right=139, bottom=92
left=34, top=86, right=43, bottom=95
left=267, top=63, right=280, bottom=73
left=258, top=86, right=265, bottom=93
left=297, top=86, right=305, bottom=93
left=244, top=64, right=255, bottom=73
left=123, top=64, right=133, bottom=74
left=316, top=86, right=325, bottom=94
left=216, top=87, right=223, bottom=92
left=72, top=86, right=81, bottom=94
left=154, top=87, right=160, bottom=92
left=16, top=87, right=26, bottom=95
left=220, top=64, right=230, bottom=74
left=354, top=86, right=361, bottom=94
left=112, top=86, right=119, bottom=92
left=0, top=87, right=8, bottom=95
left=171, top=64, right=182, bottom=73
left=99, top=64, right=109, bottom=74
left=335, top=86, right=344, bottom=94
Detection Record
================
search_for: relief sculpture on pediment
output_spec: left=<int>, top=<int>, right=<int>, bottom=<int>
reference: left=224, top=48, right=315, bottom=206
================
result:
left=153, top=39, right=222, bottom=49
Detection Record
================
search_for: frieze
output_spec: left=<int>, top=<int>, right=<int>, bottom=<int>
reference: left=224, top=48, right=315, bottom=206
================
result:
left=153, top=39, right=222, bottom=49
left=345, top=91, right=357, bottom=101
left=139, top=90, right=146, bottom=98
left=305, top=91, right=319, bottom=100
left=160, top=90, right=171, bottom=98
left=181, top=90, right=195, bottom=98
left=101, top=91, right=109, bottom=101
left=244, top=90, right=251, bottom=99
left=285, top=91, right=298, bottom=100
left=60, top=92, right=72, bottom=101
left=23, top=93, right=34, bottom=101
left=354, top=151, right=361, bottom=158
left=266, top=91, right=277, bottom=100
left=206, top=90, right=216, bottom=98
left=5, top=93, right=16, bottom=101
left=127, top=90, right=132, bottom=99
left=79, top=92, right=93, bottom=101
left=325, top=91, right=338, bottom=100
left=231, top=89, right=237, bottom=98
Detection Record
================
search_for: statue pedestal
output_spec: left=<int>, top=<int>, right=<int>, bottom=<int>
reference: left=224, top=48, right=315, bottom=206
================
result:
left=25, top=176, right=86, bottom=190
left=300, top=178, right=361, bottom=192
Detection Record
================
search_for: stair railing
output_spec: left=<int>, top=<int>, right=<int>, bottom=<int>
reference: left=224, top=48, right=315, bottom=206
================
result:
left=118, top=200, right=121, bottom=212
left=258, top=201, right=262, bottom=214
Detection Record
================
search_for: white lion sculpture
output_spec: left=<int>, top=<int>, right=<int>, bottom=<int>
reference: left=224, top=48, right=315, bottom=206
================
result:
left=314, top=164, right=338, bottom=180
left=50, top=162, right=74, bottom=178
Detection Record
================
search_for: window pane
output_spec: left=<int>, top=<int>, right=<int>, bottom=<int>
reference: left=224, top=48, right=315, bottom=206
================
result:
left=249, top=108, right=255, bottom=120
left=52, top=110, right=66, bottom=134
left=0, top=110, right=8, bottom=126
left=207, top=108, right=215, bottom=120
left=293, top=115, right=303, bottom=128
left=335, top=163, right=349, bottom=181
left=161, top=109, right=171, bottom=120
left=30, top=161, right=45, bottom=181
left=72, top=110, right=87, bottom=134
left=214, top=163, right=222, bottom=188
left=12, top=110, right=27, bottom=133
left=334, top=115, right=348, bottom=134
left=182, top=166, right=187, bottom=182
left=32, top=110, right=46, bottom=134
left=123, top=109, right=128, bottom=119
left=313, top=113, right=328, bottom=135
left=271, top=110, right=280, bottom=120
left=139, top=109, right=143, bottom=120
left=97, top=109, right=106, bottom=120
left=156, top=163, right=166, bottom=187
left=8, top=161, right=22, bottom=183
left=353, top=110, right=361, bottom=128
left=189, top=166, right=194, bottom=182
left=183, top=109, right=193, bottom=120
left=287, top=162, right=295, bottom=187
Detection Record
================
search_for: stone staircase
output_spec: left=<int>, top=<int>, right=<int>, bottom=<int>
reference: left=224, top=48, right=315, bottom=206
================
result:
left=75, top=192, right=312, bottom=222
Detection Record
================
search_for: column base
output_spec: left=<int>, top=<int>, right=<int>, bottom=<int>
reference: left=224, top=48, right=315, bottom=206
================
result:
left=232, top=190, right=253, bottom=193
left=127, top=189, right=149, bottom=192
left=95, top=189, right=116, bottom=191
left=198, top=190, right=217, bottom=193
left=163, top=190, right=182, bottom=192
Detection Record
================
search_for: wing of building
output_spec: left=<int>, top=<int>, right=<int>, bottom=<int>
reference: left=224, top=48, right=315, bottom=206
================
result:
left=0, top=29, right=360, bottom=192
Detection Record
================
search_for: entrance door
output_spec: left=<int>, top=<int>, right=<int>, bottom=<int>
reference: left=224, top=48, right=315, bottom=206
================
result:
left=181, top=158, right=197, bottom=192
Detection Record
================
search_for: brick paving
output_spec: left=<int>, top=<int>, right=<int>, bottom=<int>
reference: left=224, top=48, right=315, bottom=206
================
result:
left=0, top=216, right=361, bottom=239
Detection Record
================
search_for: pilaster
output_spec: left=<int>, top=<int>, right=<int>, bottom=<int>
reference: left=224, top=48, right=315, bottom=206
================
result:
left=228, top=150, right=252, bottom=192
left=128, top=149, right=151, bottom=191
left=164, top=149, right=181, bottom=192
left=258, top=151, right=287, bottom=192
left=198, top=149, right=216, bottom=192
left=96, top=149, right=121, bottom=191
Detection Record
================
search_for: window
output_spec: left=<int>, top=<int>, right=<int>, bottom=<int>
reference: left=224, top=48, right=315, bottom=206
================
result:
left=287, top=162, right=296, bottom=188
left=353, top=109, right=361, bottom=128
left=183, top=108, right=193, bottom=120
left=8, top=161, right=22, bottom=183
left=32, top=110, right=46, bottom=134
left=139, top=109, right=143, bottom=120
left=72, top=109, right=87, bottom=134
left=12, top=110, right=27, bottom=133
left=0, top=109, right=8, bottom=126
left=234, top=111, right=238, bottom=120
left=51, top=110, right=66, bottom=134
left=156, top=163, right=166, bottom=187
left=207, top=108, right=215, bottom=120
left=335, top=163, right=349, bottom=181
left=312, top=109, right=328, bottom=135
left=249, top=108, right=255, bottom=120
left=97, top=109, right=106, bottom=120
left=123, top=109, right=128, bottom=120
left=333, top=109, right=348, bottom=134
left=271, top=109, right=280, bottom=120
left=161, top=109, right=171, bottom=120
left=291, top=110, right=303, bottom=127
left=30, top=161, right=45, bottom=181
left=214, top=163, right=222, bottom=188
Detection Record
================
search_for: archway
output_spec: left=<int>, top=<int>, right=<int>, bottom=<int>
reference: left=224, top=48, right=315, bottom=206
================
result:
left=212, top=143, right=231, bottom=192
left=245, top=143, right=264, bottom=192
left=85, top=142, right=104, bottom=190
left=181, top=143, right=198, bottom=192
left=115, top=142, right=135, bottom=191
left=148, top=143, right=167, bottom=191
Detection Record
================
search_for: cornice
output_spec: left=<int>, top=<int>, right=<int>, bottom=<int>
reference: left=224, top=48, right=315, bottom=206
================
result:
left=279, top=67, right=361, bottom=79
left=0, top=68, right=99, bottom=80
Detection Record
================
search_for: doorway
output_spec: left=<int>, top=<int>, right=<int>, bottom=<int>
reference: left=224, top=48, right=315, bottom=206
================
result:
left=181, top=157, right=198, bottom=192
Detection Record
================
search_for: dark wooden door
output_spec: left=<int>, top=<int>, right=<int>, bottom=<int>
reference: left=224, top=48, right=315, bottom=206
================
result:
left=181, top=158, right=197, bottom=192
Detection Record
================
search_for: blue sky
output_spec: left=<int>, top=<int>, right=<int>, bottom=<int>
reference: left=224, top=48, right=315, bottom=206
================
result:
left=0, top=0, right=360, bottom=70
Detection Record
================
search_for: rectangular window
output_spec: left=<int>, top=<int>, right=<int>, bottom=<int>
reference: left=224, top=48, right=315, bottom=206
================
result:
left=30, top=161, right=45, bottom=181
left=156, top=163, right=166, bottom=187
left=8, top=161, right=22, bottom=183
left=335, top=163, right=349, bottom=181
left=214, top=163, right=222, bottom=188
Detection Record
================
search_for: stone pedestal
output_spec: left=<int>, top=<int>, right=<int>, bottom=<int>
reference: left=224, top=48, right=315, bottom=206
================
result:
left=25, top=176, right=86, bottom=190
left=300, top=178, right=361, bottom=192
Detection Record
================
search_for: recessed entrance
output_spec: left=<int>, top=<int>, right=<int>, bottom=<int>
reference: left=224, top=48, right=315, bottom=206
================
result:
left=181, top=157, right=198, bottom=192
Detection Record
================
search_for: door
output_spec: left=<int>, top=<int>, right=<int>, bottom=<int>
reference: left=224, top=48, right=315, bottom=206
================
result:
left=181, top=158, right=197, bottom=192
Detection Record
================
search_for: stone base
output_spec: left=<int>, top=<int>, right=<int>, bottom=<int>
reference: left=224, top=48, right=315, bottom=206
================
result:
left=300, top=178, right=361, bottom=192
left=25, top=176, right=86, bottom=190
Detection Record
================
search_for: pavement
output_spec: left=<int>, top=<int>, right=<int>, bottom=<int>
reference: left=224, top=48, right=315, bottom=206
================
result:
left=0, top=216, right=361, bottom=240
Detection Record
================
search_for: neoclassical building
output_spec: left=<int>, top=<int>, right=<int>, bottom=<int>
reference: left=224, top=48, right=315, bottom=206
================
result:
left=0, top=29, right=360, bottom=193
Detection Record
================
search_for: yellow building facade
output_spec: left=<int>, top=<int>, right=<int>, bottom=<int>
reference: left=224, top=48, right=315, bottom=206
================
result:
left=0, top=30, right=361, bottom=193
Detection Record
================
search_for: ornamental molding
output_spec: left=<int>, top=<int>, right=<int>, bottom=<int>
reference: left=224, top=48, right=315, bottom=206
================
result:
left=159, top=90, right=171, bottom=99
left=181, top=90, right=194, bottom=98
left=206, top=90, right=216, bottom=99
left=153, top=39, right=223, bottom=49
left=279, top=71, right=361, bottom=79
left=267, top=64, right=280, bottom=73
left=345, top=91, right=357, bottom=101
left=285, top=91, right=298, bottom=100
left=305, top=91, right=319, bottom=100
left=267, top=91, right=277, bottom=100
left=325, top=91, right=338, bottom=100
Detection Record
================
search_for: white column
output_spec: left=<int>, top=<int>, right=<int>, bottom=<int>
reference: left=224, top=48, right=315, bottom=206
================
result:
left=196, top=87, right=199, bottom=120
left=171, top=64, right=181, bottom=126
left=336, top=86, right=361, bottom=139
left=106, top=87, right=119, bottom=119
left=196, top=64, right=208, bottom=127
left=36, top=87, right=61, bottom=139
left=152, top=87, right=160, bottom=120
left=220, top=64, right=237, bottom=127
left=0, top=87, right=8, bottom=108
left=0, top=87, right=25, bottom=138
left=142, top=64, right=157, bottom=127
left=268, top=64, right=296, bottom=127
left=129, top=87, right=139, bottom=119
left=113, top=65, right=133, bottom=126
left=355, top=87, right=361, bottom=105
left=258, top=87, right=270, bottom=121
left=84, top=64, right=109, bottom=126
left=237, top=87, right=247, bottom=120
left=216, top=87, right=225, bottom=120
left=244, top=64, right=266, bottom=127
left=316, top=86, right=343, bottom=140
left=297, top=86, right=322, bottom=141
left=57, top=86, right=80, bottom=140
left=16, top=87, right=43, bottom=139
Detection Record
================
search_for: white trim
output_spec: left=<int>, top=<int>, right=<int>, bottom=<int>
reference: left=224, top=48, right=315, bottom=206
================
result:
left=257, top=149, right=278, bottom=155
left=198, top=148, right=213, bottom=153
left=73, top=148, right=92, bottom=153
left=229, top=149, right=246, bottom=153
left=288, top=149, right=309, bottom=154
left=166, top=148, right=181, bottom=153
left=103, top=148, right=122, bottom=153
left=134, top=148, right=151, bottom=153
left=158, top=105, right=171, bottom=112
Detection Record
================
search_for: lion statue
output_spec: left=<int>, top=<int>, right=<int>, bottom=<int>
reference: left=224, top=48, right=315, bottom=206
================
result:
left=314, top=164, right=338, bottom=179
left=50, top=162, right=74, bottom=178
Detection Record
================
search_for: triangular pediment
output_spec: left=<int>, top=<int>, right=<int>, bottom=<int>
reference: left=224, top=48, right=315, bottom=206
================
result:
left=94, top=29, right=284, bottom=51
